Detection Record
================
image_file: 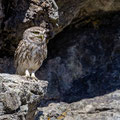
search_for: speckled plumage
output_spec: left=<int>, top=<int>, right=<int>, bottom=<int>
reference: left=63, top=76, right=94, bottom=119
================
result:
left=14, top=26, right=48, bottom=79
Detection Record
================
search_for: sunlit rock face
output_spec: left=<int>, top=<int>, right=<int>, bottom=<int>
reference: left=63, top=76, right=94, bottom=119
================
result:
left=0, top=73, right=48, bottom=120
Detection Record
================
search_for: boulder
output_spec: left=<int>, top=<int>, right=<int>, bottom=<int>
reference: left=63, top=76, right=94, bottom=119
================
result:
left=0, top=73, right=48, bottom=120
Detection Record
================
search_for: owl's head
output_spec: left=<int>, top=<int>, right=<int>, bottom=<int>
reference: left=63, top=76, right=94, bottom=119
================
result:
left=23, top=26, right=48, bottom=43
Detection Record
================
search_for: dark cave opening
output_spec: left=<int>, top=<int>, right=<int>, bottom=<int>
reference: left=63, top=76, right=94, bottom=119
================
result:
left=47, top=12, right=120, bottom=102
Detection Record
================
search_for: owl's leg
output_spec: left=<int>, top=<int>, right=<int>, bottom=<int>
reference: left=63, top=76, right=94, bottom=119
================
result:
left=25, top=69, right=30, bottom=79
left=31, top=71, right=38, bottom=80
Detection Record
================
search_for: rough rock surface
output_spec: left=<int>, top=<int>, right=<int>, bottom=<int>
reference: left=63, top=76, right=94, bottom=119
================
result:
left=35, top=90, right=120, bottom=120
left=0, top=73, right=48, bottom=120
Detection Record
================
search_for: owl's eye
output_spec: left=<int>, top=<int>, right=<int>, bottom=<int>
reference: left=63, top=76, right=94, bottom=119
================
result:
left=31, top=31, right=40, bottom=34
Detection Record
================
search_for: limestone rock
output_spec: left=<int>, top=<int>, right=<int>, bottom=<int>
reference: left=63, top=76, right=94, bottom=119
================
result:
left=35, top=90, right=120, bottom=120
left=0, top=73, right=48, bottom=120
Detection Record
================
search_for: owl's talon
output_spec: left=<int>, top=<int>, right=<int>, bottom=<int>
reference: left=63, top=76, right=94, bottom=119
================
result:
left=32, top=77, right=38, bottom=81
left=31, top=72, right=38, bottom=81
left=26, top=76, right=31, bottom=80
left=22, top=76, right=30, bottom=80
left=25, top=70, right=31, bottom=80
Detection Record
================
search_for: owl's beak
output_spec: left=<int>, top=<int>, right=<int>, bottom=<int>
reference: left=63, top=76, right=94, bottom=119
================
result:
left=37, top=35, right=44, bottom=40
left=41, top=35, right=44, bottom=40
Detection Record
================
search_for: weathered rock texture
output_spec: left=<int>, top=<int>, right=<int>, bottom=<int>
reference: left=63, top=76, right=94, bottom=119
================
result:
left=1, top=0, right=120, bottom=120
left=35, top=90, right=120, bottom=120
left=0, top=73, right=48, bottom=120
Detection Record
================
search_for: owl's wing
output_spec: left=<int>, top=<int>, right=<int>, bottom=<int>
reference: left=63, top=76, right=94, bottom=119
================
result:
left=14, top=40, right=24, bottom=68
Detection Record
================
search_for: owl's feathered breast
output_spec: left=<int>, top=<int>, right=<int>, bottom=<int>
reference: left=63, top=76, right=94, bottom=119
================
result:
left=14, top=39, right=47, bottom=70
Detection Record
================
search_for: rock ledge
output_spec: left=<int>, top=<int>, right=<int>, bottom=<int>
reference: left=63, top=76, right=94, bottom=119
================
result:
left=0, top=73, right=48, bottom=120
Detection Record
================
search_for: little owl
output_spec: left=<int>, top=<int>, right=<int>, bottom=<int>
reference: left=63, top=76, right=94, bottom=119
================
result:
left=14, top=26, right=48, bottom=79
